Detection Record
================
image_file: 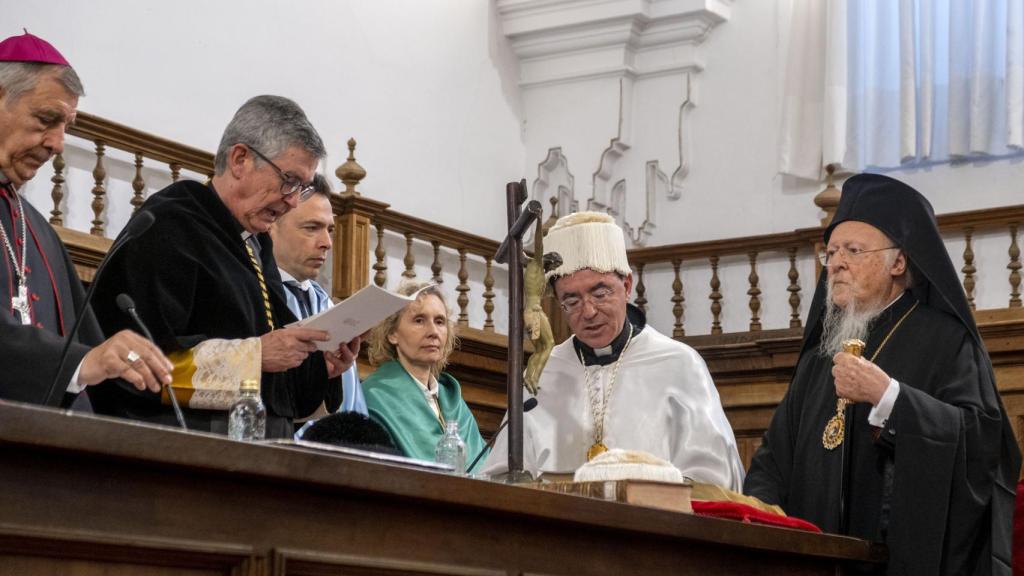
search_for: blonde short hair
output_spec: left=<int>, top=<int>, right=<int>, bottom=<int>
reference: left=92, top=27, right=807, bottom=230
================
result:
left=367, top=282, right=459, bottom=377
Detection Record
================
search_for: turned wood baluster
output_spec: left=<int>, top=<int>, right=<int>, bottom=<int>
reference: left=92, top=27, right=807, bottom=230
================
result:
left=483, top=257, right=495, bottom=332
left=541, top=196, right=560, bottom=236
left=634, top=263, right=648, bottom=313
left=373, top=222, right=387, bottom=288
left=671, top=259, right=685, bottom=338
left=456, top=248, right=470, bottom=327
left=90, top=141, right=107, bottom=236
left=402, top=232, right=416, bottom=279
left=170, top=162, right=181, bottom=182
left=1010, top=224, right=1022, bottom=308
left=709, top=256, right=722, bottom=335
left=747, top=251, right=762, bottom=332
left=49, top=153, right=65, bottom=226
left=431, top=241, right=443, bottom=284
left=787, top=247, right=802, bottom=328
left=131, top=152, right=146, bottom=214
left=962, top=227, right=976, bottom=310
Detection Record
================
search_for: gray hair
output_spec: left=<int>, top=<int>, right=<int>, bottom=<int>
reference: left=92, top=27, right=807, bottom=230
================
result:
left=213, top=95, right=326, bottom=175
left=0, top=62, right=84, bottom=103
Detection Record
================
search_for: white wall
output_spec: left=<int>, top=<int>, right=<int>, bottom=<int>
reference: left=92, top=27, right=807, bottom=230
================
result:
left=4, top=0, right=526, bottom=240
left=5, top=0, right=1020, bottom=338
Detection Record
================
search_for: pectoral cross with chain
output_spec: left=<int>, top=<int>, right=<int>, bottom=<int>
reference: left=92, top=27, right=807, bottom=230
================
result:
left=11, top=283, right=30, bottom=325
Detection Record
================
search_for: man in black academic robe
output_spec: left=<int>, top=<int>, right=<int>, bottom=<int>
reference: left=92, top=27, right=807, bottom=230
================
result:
left=744, top=174, right=1020, bottom=575
left=89, top=95, right=358, bottom=438
left=0, top=32, right=170, bottom=407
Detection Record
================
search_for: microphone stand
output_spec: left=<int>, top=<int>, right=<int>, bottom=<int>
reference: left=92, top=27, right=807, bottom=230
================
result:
left=118, top=294, right=187, bottom=430
left=494, top=180, right=542, bottom=483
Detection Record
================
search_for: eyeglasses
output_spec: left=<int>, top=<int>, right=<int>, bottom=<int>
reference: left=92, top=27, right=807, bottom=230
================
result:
left=559, top=286, right=616, bottom=314
left=819, top=245, right=898, bottom=266
left=247, top=145, right=316, bottom=200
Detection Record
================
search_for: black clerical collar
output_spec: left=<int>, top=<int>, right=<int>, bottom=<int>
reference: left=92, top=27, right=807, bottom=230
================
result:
left=572, top=303, right=646, bottom=366
left=871, top=290, right=915, bottom=328
left=862, top=290, right=916, bottom=352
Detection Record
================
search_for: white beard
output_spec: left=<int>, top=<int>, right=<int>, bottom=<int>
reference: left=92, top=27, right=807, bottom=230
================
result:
left=819, top=282, right=884, bottom=358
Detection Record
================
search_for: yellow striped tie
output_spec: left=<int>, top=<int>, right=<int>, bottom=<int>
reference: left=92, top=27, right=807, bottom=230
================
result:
left=244, top=241, right=275, bottom=331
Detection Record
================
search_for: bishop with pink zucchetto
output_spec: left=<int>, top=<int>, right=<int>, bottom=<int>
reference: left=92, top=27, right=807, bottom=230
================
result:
left=0, top=30, right=172, bottom=409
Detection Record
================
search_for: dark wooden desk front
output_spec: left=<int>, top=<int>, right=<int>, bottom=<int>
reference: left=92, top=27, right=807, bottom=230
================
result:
left=0, top=402, right=884, bottom=575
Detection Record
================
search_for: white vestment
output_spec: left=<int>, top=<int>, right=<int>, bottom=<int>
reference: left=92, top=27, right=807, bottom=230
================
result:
left=482, top=325, right=745, bottom=491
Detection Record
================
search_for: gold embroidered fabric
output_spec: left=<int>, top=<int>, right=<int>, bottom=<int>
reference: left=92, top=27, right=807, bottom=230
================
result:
left=163, top=337, right=262, bottom=410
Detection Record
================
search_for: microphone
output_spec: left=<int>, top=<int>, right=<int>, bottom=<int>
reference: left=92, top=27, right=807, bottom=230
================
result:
left=117, top=293, right=187, bottom=431
left=44, top=211, right=155, bottom=406
left=467, top=397, right=538, bottom=473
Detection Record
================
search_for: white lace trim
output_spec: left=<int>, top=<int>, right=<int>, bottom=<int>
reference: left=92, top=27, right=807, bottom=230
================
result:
left=187, top=337, right=262, bottom=410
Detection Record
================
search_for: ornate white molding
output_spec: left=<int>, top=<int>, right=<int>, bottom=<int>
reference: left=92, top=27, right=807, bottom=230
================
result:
left=532, top=147, right=577, bottom=216
left=669, top=72, right=694, bottom=200
left=498, top=0, right=731, bottom=87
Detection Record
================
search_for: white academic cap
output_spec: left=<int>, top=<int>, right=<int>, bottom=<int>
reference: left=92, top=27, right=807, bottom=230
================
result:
left=544, top=211, right=631, bottom=281
left=573, top=449, right=685, bottom=484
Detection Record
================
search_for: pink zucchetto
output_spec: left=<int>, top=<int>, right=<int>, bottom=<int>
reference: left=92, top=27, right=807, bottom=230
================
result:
left=0, top=30, right=70, bottom=66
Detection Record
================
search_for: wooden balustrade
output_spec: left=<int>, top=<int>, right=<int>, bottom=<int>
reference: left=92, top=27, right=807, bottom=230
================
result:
left=50, top=111, right=215, bottom=240
left=365, top=203, right=501, bottom=327
left=626, top=203, right=1024, bottom=337
left=39, top=111, right=1024, bottom=459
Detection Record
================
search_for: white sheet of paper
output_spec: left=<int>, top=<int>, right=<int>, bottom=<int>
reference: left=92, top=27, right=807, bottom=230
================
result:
left=288, top=284, right=428, bottom=352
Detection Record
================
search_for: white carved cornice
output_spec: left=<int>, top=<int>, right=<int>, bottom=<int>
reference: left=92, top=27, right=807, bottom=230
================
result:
left=498, top=0, right=732, bottom=87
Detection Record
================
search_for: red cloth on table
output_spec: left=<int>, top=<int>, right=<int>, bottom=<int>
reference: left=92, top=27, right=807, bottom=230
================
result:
left=691, top=500, right=822, bottom=533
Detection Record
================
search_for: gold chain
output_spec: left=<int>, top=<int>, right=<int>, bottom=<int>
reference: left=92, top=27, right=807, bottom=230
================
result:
left=580, top=324, right=634, bottom=461
left=822, top=300, right=919, bottom=450
left=244, top=241, right=275, bottom=331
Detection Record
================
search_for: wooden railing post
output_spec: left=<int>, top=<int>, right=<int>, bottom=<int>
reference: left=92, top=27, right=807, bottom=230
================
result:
left=330, top=194, right=389, bottom=301
left=330, top=138, right=389, bottom=300
left=49, top=153, right=65, bottom=226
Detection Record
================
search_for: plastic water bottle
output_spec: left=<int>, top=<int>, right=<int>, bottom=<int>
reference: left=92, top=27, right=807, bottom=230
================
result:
left=228, top=379, right=266, bottom=441
left=435, top=421, right=466, bottom=475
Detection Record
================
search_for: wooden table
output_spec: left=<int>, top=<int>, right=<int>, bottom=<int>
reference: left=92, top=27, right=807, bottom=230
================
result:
left=0, top=402, right=885, bottom=575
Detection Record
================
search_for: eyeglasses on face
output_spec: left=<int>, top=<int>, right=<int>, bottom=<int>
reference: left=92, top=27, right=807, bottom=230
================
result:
left=247, top=145, right=316, bottom=200
left=559, top=286, right=616, bottom=314
left=819, top=245, right=898, bottom=266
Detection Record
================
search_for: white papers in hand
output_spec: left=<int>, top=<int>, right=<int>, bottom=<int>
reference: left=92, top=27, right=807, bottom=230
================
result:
left=289, top=284, right=428, bottom=351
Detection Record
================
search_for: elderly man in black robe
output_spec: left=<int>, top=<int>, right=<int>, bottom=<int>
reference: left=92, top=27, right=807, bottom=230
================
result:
left=88, top=95, right=359, bottom=438
left=744, top=174, right=1020, bottom=575
left=0, top=31, right=171, bottom=407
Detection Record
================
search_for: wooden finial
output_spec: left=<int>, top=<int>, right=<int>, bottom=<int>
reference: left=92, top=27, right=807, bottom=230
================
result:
left=335, top=137, right=366, bottom=196
left=814, top=164, right=842, bottom=227
left=541, top=195, right=560, bottom=237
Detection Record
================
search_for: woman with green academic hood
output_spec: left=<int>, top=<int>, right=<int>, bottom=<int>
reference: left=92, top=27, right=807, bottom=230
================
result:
left=362, top=282, right=487, bottom=472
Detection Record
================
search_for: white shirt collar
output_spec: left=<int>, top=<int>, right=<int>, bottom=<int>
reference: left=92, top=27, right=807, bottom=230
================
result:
left=278, top=268, right=312, bottom=291
left=411, top=372, right=439, bottom=396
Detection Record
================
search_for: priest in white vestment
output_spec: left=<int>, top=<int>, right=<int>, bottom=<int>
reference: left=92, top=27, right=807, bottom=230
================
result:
left=482, top=212, right=744, bottom=491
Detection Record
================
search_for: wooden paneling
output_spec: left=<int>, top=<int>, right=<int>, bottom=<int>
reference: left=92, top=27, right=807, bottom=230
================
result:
left=0, top=403, right=883, bottom=576
left=0, top=524, right=253, bottom=576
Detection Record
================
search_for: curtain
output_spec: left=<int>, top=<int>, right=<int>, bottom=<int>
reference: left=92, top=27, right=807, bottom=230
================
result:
left=779, top=0, right=1024, bottom=180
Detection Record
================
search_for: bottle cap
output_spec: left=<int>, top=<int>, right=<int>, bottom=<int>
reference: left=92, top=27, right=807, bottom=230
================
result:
left=240, top=379, right=260, bottom=393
